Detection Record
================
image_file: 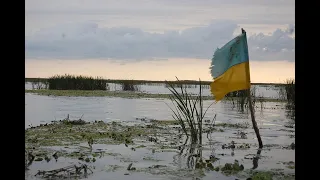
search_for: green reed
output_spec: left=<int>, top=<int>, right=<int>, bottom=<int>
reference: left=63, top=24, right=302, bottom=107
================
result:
left=165, top=78, right=213, bottom=144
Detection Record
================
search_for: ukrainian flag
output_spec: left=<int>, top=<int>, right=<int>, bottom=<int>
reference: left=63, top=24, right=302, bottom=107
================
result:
left=209, top=30, right=251, bottom=101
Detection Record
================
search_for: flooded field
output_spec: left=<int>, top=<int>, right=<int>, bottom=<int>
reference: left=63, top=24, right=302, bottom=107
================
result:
left=25, top=83, right=294, bottom=180
left=25, top=82, right=283, bottom=99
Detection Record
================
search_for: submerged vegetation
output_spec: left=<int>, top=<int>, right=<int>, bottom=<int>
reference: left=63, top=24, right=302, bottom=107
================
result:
left=48, top=74, right=107, bottom=90
left=25, top=116, right=295, bottom=180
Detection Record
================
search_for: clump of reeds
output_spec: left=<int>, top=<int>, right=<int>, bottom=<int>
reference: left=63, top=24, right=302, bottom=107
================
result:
left=48, top=74, right=107, bottom=90
left=285, top=79, right=295, bottom=109
left=226, top=87, right=257, bottom=112
left=285, top=107, right=295, bottom=120
left=165, top=78, right=213, bottom=145
left=277, top=79, right=295, bottom=112
left=277, top=85, right=287, bottom=100
left=120, top=80, right=140, bottom=91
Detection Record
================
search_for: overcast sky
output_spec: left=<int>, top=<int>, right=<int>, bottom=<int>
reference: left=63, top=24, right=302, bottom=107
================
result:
left=25, top=0, right=295, bottom=82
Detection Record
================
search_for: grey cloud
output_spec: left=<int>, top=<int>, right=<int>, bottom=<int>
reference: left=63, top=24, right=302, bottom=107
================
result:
left=26, top=0, right=294, bottom=11
left=25, top=21, right=295, bottom=61
left=247, top=25, right=295, bottom=60
left=285, top=24, right=295, bottom=34
left=26, top=0, right=294, bottom=25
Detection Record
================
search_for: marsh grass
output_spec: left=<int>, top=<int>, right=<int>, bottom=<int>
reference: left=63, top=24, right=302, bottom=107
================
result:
left=48, top=74, right=107, bottom=90
left=226, top=87, right=258, bottom=112
left=277, top=79, right=295, bottom=107
left=285, top=107, right=295, bottom=121
left=165, top=78, right=214, bottom=145
left=277, top=85, right=287, bottom=100
left=278, top=79, right=295, bottom=119
left=284, top=79, right=295, bottom=121
left=285, top=79, right=295, bottom=108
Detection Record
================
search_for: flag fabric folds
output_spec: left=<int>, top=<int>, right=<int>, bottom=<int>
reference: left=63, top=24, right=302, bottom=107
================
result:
left=209, top=31, right=251, bottom=101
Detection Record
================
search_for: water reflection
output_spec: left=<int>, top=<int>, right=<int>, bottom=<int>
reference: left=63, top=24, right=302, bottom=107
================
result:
left=172, top=135, right=204, bottom=170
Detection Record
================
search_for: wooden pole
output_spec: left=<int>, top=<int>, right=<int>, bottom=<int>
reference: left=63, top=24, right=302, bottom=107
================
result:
left=241, top=28, right=263, bottom=149
left=247, top=89, right=263, bottom=148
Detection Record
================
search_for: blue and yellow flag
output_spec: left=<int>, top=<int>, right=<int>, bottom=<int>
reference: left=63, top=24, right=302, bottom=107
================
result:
left=209, top=30, right=251, bottom=101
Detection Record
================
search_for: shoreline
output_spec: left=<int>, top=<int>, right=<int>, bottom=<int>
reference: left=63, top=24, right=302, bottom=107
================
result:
left=25, top=78, right=286, bottom=86
left=25, top=89, right=286, bottom=102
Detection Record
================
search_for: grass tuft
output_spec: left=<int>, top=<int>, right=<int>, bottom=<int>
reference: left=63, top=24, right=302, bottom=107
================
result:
left=165, top=77, right=214, bottom=144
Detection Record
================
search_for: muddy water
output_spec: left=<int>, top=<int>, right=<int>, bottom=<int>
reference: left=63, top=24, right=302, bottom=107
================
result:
left=25, top=93, right=294, bottom=180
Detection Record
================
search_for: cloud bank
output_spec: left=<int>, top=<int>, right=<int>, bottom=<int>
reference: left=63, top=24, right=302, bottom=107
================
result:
left=25, top=20, right=295, bottom=61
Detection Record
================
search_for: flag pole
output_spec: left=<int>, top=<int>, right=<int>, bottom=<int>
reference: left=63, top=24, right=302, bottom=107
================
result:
left=241, top=28, right=263, bottom=149
left=247, top=89, right=263, bottom=148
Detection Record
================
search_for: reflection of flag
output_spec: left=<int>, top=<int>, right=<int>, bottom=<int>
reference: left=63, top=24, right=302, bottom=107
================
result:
left=209, top=30, right=251, bottom=101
